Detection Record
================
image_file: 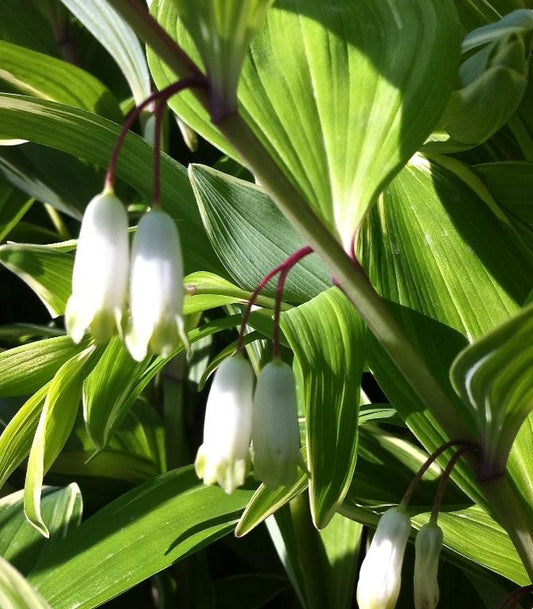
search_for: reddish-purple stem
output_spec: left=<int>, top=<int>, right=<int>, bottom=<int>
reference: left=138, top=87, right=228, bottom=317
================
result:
left=431, top=444, right=476, bottom=523
left=273, top=267, right=290, bottom=358
left=104, top=76, right=207, bottom=192
left=237, top=246, right=313, bottom=353
left=497, top=585, right=533, bottom=609
left=400, top=440, right=477, bottom=509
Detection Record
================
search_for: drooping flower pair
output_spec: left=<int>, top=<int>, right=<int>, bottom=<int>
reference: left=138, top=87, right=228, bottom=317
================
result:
left=194, top=355, right=304, bottom=494
left=66, top=189, right=187, bottom=361
left=356, top=508, right=443, bottom=609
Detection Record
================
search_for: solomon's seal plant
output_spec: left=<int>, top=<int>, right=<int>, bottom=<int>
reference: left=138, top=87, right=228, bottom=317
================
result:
left=2, top=1, right=533, bottom=608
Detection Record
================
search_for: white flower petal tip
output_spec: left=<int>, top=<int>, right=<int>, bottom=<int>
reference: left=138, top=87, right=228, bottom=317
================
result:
left=194, top=356, right=254, bottom=494
left=356, top=507, right=411, bottom=609
left=252, top=359, right=303, bottom=490
left=414, top=522, right=443, bottom=609
left=125, top=208, right=187, bottom=362
left=66, top=190, right=129, bottom=345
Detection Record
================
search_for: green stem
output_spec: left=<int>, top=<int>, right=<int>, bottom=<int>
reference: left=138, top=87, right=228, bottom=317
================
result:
left=106, top=0, right=204, bottom=82
left=479, top=475, right=533, bottom=581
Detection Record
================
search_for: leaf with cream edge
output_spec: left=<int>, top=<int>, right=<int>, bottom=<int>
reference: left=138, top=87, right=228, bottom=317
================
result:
left=59, top=0, right=151, bottom=105
left=0, top=557, right=52, bottom=609
left=0, top=485, right=82, bottom=574
left=24, top=345, right=101, bottom=536
left=0, top=40, right=122, bottom=121
left=451, top=305, right=533, bottom=480
left=149, top=0, right=460, bottom=249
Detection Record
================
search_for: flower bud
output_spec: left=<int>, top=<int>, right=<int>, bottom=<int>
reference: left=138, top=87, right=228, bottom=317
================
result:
left=195, top=356, right=254, bottom=494
left=125, top=208, right=188, bottom=361
left=356, top=507, right=411, bottom=609
left=414, top=522, right=443, bottom=609
left=252, top=359, right=303, bottom=489
left=66, top=190, right=129, bottom=344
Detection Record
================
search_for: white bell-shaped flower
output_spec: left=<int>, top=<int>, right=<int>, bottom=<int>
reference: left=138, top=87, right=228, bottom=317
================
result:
left=195, top=356, right=254, bottom=494
left=125, top=208, right=188, bottom=361
left=414, top=522, right=443, bottom=609
left=66, top=190, right=129, bottom=344
left=252, top=359, right=304, bottom=489
left=356, top=507, right=411, bottom=609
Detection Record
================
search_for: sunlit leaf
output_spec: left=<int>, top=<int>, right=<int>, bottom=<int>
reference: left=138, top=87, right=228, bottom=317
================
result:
left=28, top=467, right=252, bottom=609
left=282, top=288, right=367, bottom=528
left=0, top=40, right=122, bottom=120
left=0, top=385, right=49, bottom=491
left=83, top=337, right=148, bottom=450
left=59, top=0, right=151, bottom=105
left=0, top=335, right=88, bottom=397
left=151, top=0, right=460, bottom=247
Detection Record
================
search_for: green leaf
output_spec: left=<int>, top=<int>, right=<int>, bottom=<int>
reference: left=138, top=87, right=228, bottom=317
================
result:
left=0, top=557, right=52, bottom=609
left=183, top=271, right=291, bottom=316
left=349, top=424, right=457, bottom=510
left=0, top=94, right=221, bottom=273
left=0, top=243, right=73, bottom=317
left=28, top=468, right=252, bottom=609
left=282, top=288, right=367, bottom=528
left=474, top=161, right=533, bottom=224
left=151, top=0, right=460, bottom=246
left=452, top=0, right=531, bottom=32
left=24, top=346, right=100, bottom=536
left=59, top=0, right=151, bottom=105
left=0, top=385, right=48, bottom=491
left=451, top=304, right=533, bottom=478
left=0, top=184, right=32, bottom=242
left=360, top=154, right=533, bottom=503
left=236, top=467, right=308, bottom=537
left=0, top=485, right=82, bottom=574
left=83, top=337, right=148, bottom=450
left=317, top=513, right=362, bottom=609
left=0, top=336, right=88, bottom=398
left=434, top=12, right=533, bottom=149
left=0, top=0, right=58, bottom=56
left=189, top=164, right=329, bottom=303
left=0, top=144, right=105, bottom=220
left=0, top=40, right=122, bottom=121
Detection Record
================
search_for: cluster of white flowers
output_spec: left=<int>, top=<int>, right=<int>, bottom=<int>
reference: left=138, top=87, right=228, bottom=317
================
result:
left=356, top=507, right=443, bottom=609
left=66, top=190, right=187, bottom=361
left=194, top=355, right=304, bottom=494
